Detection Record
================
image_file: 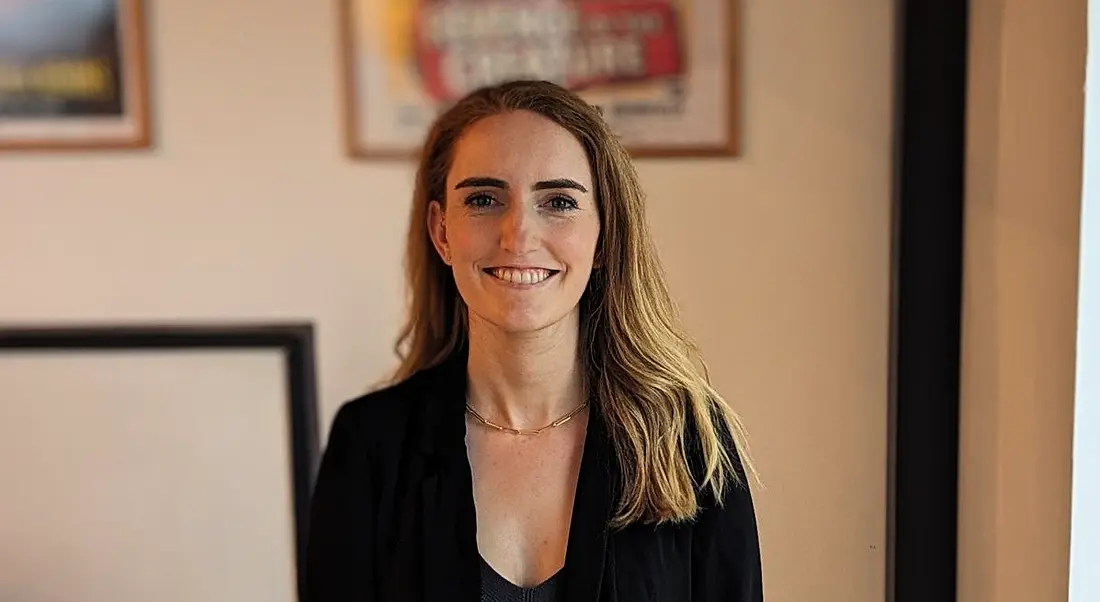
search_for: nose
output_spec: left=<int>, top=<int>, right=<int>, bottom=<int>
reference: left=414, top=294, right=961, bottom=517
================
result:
left=499, top=205, right=539, bottom=254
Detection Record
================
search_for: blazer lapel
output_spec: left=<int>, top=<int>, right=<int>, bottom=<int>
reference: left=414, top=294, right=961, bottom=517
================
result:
left=561, top=405, right=615, bottom=601
left=417, top=348, right=481, bottom=601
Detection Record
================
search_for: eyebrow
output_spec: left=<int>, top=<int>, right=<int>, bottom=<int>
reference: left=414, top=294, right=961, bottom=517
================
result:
left=453, top=176, right=589, bottom=194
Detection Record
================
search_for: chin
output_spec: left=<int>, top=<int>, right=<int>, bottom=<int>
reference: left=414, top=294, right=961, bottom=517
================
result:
left=459, top=279, right=586, bottom=336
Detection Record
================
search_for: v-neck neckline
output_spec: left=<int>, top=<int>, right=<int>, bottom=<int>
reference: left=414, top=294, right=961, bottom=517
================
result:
left=424, top=346, right=615, bottom=601
left=479, top=552, right=564, bottom=591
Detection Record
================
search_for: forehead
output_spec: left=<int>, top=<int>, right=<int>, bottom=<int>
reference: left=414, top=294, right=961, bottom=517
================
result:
left=446, top=110, right=592, bottom=188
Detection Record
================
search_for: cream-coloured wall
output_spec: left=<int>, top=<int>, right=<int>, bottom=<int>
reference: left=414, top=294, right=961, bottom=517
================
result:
left=959, top=0, right=1085, bottom=601
left=0, top=2, right=896, bottom=601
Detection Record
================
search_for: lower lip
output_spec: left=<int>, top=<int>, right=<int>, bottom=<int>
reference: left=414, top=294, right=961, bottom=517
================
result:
left=483, top=270, right=559, bottom=288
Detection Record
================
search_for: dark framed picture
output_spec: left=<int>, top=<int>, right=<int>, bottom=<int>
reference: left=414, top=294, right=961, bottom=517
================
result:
left=338, top=0, right=741, bottom=159
left=0, top=324, right=320, bottom=601
left=0, top=0, right=152, bottom=151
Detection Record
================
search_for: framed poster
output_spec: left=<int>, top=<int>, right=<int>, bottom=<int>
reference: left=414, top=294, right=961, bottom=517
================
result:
left=0, top=0, right=152, bottom=151
left=339, top=0, right=740, bottom=159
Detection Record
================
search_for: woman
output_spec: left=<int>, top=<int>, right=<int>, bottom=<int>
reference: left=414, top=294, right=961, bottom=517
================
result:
left=304, top=80, right=763, bottom=601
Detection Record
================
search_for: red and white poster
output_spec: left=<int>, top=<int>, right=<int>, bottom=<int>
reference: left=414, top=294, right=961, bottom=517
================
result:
left=340, top=0, right=740, bottom=158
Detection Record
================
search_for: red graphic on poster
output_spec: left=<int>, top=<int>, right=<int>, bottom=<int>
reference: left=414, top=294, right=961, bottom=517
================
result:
left=412, top=0, right=684, bottom=102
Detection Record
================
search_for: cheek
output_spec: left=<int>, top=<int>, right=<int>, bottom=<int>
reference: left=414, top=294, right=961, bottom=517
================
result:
left=445, top=223, right=488, bottom=258
left=556, top=221, right=601, bottom=266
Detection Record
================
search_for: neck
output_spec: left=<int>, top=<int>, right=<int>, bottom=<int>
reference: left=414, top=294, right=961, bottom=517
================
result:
left=465, top=313, right=586, bottom=430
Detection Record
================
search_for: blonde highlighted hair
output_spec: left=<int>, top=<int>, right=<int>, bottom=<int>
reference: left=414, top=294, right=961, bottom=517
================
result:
left=391, top=80, right=756, bottom=527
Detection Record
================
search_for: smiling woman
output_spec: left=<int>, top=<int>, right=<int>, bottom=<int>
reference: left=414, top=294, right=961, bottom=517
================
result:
left=304, top=80, right=763, bottom=602
left=430, top=109, right=602, bottom=336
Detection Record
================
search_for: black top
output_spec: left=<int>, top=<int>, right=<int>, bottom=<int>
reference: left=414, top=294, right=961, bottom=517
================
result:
left=479, top=556, right=561, bottom=602
left=303, top=346, right=764, bottom=601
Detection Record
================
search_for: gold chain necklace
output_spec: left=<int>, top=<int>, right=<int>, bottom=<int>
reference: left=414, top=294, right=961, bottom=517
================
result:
left=465, top=400, right=589, bottom=436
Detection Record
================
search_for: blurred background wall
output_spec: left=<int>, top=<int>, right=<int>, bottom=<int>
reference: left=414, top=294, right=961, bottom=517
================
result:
left=0, top=0, right=1088, bottom=600
left=960, top=0, right=1084, bottom=601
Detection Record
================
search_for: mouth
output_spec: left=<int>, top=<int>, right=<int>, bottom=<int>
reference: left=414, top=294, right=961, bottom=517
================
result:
left=483, top=267, right=560, bottom=286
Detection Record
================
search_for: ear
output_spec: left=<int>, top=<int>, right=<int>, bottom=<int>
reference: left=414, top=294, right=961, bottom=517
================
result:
left=427, top=200, right=451, bottom=265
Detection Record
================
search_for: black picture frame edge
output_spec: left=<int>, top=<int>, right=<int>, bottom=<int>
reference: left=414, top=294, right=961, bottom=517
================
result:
left=0, top=321, right=321, bottom=602
left=888, top=1, right=968, bottom=602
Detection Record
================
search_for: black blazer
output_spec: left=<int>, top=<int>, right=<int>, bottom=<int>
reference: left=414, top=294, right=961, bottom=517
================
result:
left=304, top=348, right=764, bottom=601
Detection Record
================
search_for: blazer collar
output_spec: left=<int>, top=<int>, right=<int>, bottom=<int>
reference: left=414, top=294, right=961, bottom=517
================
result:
left=417, top=346, right=616, bottom=602
left=562, top=399, right=615, bottom=600
left=416, top=347, right=480, bottom=600
left=416, top=346, right=470, bottom=456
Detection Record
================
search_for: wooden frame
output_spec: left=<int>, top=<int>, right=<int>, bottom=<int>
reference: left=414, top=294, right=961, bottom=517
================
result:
left=338, top=0, right=741, bottom=159
left=0, top=0, right=153, bottom=151
left=0, top=323, right=320, bottom=601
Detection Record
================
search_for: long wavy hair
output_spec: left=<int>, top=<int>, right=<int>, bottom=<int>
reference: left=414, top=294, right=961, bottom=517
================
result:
left=390, top=80, right=756, bottom=527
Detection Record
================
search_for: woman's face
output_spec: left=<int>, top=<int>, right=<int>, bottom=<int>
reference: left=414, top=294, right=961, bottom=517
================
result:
left=429, top=110, right=601, bottom=336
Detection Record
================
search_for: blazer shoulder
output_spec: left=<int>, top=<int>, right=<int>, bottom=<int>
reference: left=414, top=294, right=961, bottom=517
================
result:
left=334, top=373, right=423, bottom=422
left=324, top=369, right=435, bottom=458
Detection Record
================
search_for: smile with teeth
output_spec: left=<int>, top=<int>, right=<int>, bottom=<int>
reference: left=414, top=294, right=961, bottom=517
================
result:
left=485, top=267, right=558, bottom=285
